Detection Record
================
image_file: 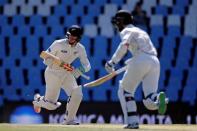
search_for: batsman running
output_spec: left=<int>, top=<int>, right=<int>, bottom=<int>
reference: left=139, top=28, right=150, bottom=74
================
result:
left=105, top=10, right=168, bottom=129
left=32, top=25, right=91, bottom=125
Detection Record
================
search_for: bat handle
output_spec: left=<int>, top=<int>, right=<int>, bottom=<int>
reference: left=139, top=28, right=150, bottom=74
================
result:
left=81, top=73, right=90, bottom=80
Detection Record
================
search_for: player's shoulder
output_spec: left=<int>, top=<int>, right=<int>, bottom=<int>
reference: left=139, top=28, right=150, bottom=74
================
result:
left=121, top=25, right=134, bottom=35
left=125, top=25, right=147, bottom=36
left=126, top=26, right=140, bottom=33
left=76, top=42, right=85, bottom=50
left=53, top=39, right=66, bottom=45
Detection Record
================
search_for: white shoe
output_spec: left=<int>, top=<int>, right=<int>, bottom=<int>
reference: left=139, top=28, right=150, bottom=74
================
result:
left=62, top=119, right=80, bottom=125
left=33, top=95, right=62, bottom=111
left=124, top=122, right=139, bottom=129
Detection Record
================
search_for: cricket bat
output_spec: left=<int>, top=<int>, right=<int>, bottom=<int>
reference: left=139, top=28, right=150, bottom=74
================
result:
left=40, top=51, right=90, bottom=80
left=83, top=66, right=127, bottom=87
left=40, top=51, right=73, bottom=71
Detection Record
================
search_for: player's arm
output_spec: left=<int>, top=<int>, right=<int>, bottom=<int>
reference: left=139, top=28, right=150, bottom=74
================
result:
left=72, top=46, right=91, bottom=79
left=105, top=41, right=128, bottom=73
left=79, top=46, right=91, bottom=72
left=40, top=51, right=74, bottom=71
left=45, top=40, right=58, bottom=55
left=105, top=31, right=131, bottom=73
left=111, top=30, right=131, bottom=64
left=111, top=41, right=128, bottom=64
left=43, top=41, right=59, bottom=67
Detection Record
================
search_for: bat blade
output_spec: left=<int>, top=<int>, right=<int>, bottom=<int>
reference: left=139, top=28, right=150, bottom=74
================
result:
left=83, top=72, right=116, bottom=87
left=83, top=66, right=127, bottom=88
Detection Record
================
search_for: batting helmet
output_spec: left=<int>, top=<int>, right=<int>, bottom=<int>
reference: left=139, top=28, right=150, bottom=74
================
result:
left=67, top=25, right=83, bottom=42
left=111, top=10, right=133, bottom=31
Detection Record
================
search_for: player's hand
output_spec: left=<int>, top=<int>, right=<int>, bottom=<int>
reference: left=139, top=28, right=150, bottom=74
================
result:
left=62, top=63, right=74, bottom=72
left=105, top=61, right=115, bottom=73
left=72, top=66, right=85, bottom=79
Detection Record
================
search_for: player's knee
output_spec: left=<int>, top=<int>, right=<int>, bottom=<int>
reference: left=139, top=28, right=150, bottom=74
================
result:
left=118, top=87, right=134, bottom=100
left=119, top=80, right=134, bottom=95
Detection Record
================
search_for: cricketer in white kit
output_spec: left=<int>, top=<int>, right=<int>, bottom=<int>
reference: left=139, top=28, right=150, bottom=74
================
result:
left=105, top=10, right=168, bottom=129
left=32, top=25, right=91, bottom=125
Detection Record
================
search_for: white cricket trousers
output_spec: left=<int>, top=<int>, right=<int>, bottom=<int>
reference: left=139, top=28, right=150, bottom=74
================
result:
left=120, top=52, right=160, bottom=97
left=44, top=67, right=78, bottom=103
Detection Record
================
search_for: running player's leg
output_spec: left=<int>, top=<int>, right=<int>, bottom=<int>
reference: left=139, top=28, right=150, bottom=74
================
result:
left=120, top=62, right=149, bottom=129
left=142, top=58, right=168, bottom=115
left=118, top=87, right=129, bottom=124
left=62, top=74, right=82, bottom=125
left=33, top=69, right=62, bottom=112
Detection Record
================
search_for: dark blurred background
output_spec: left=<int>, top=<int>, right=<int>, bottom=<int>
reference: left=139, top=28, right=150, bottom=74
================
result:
left=0, top=0, right=196, bottom=124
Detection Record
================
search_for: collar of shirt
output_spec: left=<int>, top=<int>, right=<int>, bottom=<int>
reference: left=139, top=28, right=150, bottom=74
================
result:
left=121, top=24, right=135, bottom=33
left=65, top=39, right=79, bottom=48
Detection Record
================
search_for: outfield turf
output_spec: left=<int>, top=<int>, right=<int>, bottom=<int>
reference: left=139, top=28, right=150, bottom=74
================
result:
left=0, top=124, right=196, bottom=131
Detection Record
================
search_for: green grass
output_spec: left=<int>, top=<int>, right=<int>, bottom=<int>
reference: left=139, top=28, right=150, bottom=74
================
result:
left=0, top=124, right=196, bottom=131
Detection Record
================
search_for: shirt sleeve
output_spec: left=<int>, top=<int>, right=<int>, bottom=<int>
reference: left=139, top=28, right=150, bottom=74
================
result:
left=120, top=30, right=131, bottom=44
left=111, top=41, right=128, bottom=64
left=43, top=41, right=59, bottom=65
left=79, top=46, right=91, bottom=72
left=46, top=40, right=58, bottom=55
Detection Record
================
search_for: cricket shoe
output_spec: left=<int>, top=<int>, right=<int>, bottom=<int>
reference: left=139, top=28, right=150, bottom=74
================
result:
left=157, top=92, right=168, bottom=115
left=124, top=122, right=139, bottom=129
left=33, top=94, right=42, bottom=113
left=62, top=119, right=80, bottom=125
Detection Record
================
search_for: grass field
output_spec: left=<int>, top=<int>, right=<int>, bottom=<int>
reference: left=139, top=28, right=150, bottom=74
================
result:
left=0, top=124, right=197, bottom=131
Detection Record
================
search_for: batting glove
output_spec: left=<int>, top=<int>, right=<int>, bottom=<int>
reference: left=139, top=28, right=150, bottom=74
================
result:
left=105, top=60, right=115, bottom=73
left=72, top=66, right=86, bottom=79
left=60, top=62, right=74, bottom=72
